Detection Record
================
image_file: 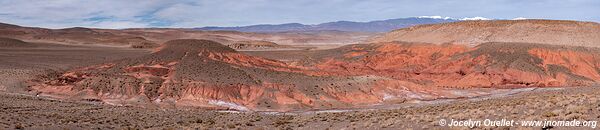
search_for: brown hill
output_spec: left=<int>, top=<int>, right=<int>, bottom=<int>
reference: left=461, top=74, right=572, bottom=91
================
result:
left=0, top=22, right=375, bottom=49
left=108, top=29, right=375, bottom=50
left=370, top=20, right=600, bottom=47
left=0, top=23, right=158, bottom=48
left=31, top=39, right=461, bottom=111
left=0, top=37, right=37, bottom=48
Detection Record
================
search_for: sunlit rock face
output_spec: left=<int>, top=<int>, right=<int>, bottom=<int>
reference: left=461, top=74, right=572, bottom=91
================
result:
left=32, top=39, right=453, bottom=111
left=317, top=42, right=600, bottom=88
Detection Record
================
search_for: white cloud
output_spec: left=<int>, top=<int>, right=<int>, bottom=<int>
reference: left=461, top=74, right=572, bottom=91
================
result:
left=0, top=0, right=173, bottom=29
left=0, top=0, right=597, bottom=28
left=90, top=21, right=150, bottom=29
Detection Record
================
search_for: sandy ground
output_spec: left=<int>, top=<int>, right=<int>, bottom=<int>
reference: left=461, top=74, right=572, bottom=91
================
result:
left=0, top=86, right=598, bottom=129
left=0, top=43, right=148, bottom=92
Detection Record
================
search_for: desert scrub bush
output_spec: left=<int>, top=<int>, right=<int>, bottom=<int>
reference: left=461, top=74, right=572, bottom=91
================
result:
left=542, top=111, right=558, bottom=117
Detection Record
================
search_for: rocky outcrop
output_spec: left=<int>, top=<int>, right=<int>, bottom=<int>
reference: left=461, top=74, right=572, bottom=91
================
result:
left=32, top=39, right=463, bottom=111
left=31, top=39, right=600, bottom=111
left=226, top=41, right=281, bottom=50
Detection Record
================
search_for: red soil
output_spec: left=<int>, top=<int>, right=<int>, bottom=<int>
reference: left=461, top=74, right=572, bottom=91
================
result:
left=31, top=39, right=456, bottom=111
left=316, top=42, right=600, bottom=88
left=30, top=39, right=600, bottom=111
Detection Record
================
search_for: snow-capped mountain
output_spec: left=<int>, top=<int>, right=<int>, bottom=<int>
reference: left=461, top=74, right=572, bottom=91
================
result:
left=459, top=17, right=492, bottom=20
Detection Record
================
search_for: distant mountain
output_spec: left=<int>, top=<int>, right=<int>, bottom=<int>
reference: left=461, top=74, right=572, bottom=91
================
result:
left=0, top=22, right=158, bottom=48
left=196, top=17, right=459, bottom=32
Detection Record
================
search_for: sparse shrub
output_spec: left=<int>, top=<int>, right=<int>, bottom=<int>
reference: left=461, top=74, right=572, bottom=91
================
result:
left=273, top=118, right=292, bottom=127
left=14, top=123, right=24, bottom=129
left=542, top=111, right=558, bottom=117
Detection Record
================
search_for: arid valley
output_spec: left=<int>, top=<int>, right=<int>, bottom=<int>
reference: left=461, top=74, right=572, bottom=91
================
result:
left=1, top=1, right=600, bottom=129
left=1, top=19, right=599, bottom=129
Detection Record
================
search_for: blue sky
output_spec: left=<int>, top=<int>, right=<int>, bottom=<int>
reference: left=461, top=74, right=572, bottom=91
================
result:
left=0, top=0, right=598, bottom=29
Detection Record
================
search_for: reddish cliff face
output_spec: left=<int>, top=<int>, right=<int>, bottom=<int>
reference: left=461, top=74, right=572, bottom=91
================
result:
left=316, top=42, right=600, bottom=88
left=32, top=39, right=463, bottom=111
left=30, top=39, right=600, bottom=111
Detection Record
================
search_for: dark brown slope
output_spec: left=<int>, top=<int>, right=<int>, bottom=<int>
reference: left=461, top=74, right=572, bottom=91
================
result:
left=0, top=22, right=157, bottom=48
left=0, top=37, right=37, bottom=48
left=32, top=39, right=457, bottom=111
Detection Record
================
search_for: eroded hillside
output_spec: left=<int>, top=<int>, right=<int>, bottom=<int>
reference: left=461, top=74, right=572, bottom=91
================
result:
left=370, top=20, right=600, bottom=47
left=316, top=42, right=600, bottom=88
left=25, top=20, right=600, bottom=112
left=31, top=39, right=461, bottom=111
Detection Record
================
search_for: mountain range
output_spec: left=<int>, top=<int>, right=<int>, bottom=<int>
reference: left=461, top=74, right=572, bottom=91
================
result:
left=196, top=16, right=463, bottom=32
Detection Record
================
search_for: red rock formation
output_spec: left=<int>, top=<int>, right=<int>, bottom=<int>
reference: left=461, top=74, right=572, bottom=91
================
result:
left=316, top=42, right=600, bottom=88
left=32, top=39, right=465, bottom=111
left=529, top=48, right=600, bottom=80
left=31, top=39, right=600, bottom=111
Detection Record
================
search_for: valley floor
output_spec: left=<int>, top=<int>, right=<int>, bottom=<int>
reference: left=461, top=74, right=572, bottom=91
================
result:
left=1, top=43, right=599, bottom=129
left=1, top=86, right=598, bottom=129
